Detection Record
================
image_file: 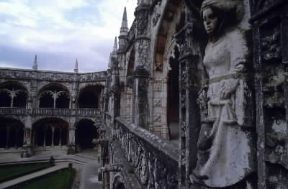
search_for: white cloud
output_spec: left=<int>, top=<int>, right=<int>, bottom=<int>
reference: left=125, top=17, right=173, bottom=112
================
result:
left=0, top=0, right=137, bottom=72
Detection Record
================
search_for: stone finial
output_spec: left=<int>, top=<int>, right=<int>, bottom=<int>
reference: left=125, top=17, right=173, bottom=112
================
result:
left=74, top=59, right=79, bottom=73
left=108, top=37, right=118, bottom=68
left=113, top=37, right=118, bottom=52
left=120, top=7, right=128, bottom=36
left=32, top=55, right=38, bottom=70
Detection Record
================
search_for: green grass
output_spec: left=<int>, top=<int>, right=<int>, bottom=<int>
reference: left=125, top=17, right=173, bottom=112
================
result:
left=9, top=168, right=75, bottom=189
left=0, top=163, right=52, bottom=183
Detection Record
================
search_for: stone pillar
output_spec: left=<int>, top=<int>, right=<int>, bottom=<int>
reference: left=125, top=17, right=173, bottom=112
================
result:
left=53, top=92, right=57, bottom=109
left=103, top=171, right=110, bottom=189
left=132, top=2, right=151, bottom=129
left=67, top=127, right=76, bottom=154
left=32, top=132, right=36, bottom=146
left=71, top=74, right=79, bottom=109
left=22, top=128, right=33, bottom=157
left=59, top=128, right=62, bottom=146
left=24, top=128, right=31, bottom=145
left=6, top=125, right=10, bottom=148
left=15, top=128, right=19, bottom=148
left=43, top=128, right=46, bottom=148
left=51, top=127, right=55, bottom=147
left=30, top=76, right=38, bottom=108
left=175, top=9, right=204, bottom=187
left=134, top=3, right=150, bottom=70
left=133, top=65, right=149, bottom=128
left=10, top=92, right=14, bottom=108
left=110, top=57, right=120, bottom=120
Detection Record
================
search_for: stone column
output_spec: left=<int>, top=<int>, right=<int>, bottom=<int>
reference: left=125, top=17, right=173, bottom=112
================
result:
left=43, top=127, right=47, bottom=148
left=22, top=127, right=33, bottom=157
left=15, top=128, right=19, bottom=148
left=175, top=9, right=204, bottom=187
left=53, top=92, right=57, bottom=109
left=110, top=57, right=120, bottom=120
left=131, top=2, right=151, bottom=129
left=134, top=3, right=150, bottom=70
left=30, top=77, right=38, bottom=108
left=133, top=65, right=149, bottom=128
left=6, top=125, right=10, bottom=148
left=51, top=127, right=55, bottom=147
left=59, top=128, right=62, bottom=146
left=10, top=91, right=15, bottom=108
left=32, top=131, right=36, bottom=146
left=71, top=79, right=79, bottom=110
left=67, top=127, right=76, bottom=154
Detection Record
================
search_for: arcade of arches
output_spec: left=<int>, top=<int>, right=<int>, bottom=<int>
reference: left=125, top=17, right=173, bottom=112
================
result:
left=0, top=81, right=103, bottom=151
left=32, top=118, right=68, bottom=147
left=0, top=117, right=101, bottom=150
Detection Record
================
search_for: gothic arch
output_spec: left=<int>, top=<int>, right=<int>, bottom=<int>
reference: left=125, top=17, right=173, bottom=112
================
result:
left=127, top=48, right=135, bottom=77
left=153, top=0, right=184, bottom=72
left=0, top=117, right=24, bottom=148
left=32, top=117, right=69, bottom=147
left=75, top=119, right=99, bottom=149
left=112, top=174, right=125, bottom=189
left=77, top=85, right=103, bottom=109
left=38, top=83, right=70, bottom=108
left=150, top=0, right=185, bottom=140
left=0, top=81, right=28, bottom=108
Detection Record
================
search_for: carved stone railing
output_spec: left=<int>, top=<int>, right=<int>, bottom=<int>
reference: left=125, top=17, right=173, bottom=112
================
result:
left=0, top=108, right=100, bottom=118
left=113, top=117, right=179, bottom=188
left=79, top=72, right=107, bottom=82
left=0, top=108, right=30, bottom=115
left=0, top=68, right=107, bottom=82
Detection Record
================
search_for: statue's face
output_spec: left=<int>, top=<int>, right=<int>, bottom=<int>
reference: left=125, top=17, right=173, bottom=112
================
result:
left=203, top=8, right=218, bottom=35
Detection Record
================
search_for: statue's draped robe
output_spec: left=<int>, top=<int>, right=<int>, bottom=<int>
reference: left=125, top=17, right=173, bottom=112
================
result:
left=195, top=29, right=255, bottom=187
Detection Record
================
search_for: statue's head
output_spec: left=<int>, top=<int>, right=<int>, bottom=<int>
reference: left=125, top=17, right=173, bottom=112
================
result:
left=202, top=4, right=218, bottom=36
left=201, top=0, right=244, bottom=37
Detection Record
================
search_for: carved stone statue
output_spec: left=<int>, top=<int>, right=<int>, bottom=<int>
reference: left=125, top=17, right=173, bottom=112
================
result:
left=191, top=0, right=255, bottom=188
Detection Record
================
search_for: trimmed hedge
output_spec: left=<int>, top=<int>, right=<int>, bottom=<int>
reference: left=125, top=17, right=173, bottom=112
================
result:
left=9, top=168, right=75, bottom=189
left=0, top=163, right=52, bottom=183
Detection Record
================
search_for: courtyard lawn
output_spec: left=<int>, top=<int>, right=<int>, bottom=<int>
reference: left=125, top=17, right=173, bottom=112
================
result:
left=10, top=168, right=75, bottom=189
left=0, top=163, right=52, bottom=183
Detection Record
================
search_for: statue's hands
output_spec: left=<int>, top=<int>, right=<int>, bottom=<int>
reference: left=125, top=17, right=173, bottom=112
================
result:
left=197, top=85, right=209, bottom=111
left=198, top=85, right=208, bottom=100
left=220, top=79, right=239, bottom=99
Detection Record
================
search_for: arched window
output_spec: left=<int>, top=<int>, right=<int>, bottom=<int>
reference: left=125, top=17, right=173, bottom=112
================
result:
left=78, top=85, right=103, bottom=108
left=0, top=81, right=28, bottom=108
left=39, top=84, right=70, bottom=108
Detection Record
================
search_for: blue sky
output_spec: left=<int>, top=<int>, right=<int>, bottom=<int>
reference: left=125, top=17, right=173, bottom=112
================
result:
left=0, top=0, right=136, bottom=72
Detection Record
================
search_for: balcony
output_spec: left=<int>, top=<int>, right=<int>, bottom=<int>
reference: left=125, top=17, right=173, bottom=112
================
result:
left=0, top=108, right=100, bottom=118
left=108, top=116, right=179, bottom=188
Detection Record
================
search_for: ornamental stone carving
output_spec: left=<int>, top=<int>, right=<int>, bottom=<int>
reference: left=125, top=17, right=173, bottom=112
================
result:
left=191, top=0, right=255, bottom=187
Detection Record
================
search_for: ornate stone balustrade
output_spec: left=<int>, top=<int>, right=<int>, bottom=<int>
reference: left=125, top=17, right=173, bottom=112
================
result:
left=113, top=117, right=179, bottom=188
left=0, top=108, right=100, bottom=118
left=0, top=108, right=29, bottom=115
left=0, top=68, right=106, bottom=82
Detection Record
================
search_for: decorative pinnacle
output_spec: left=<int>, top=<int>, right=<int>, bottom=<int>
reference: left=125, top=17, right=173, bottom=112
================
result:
left=74, top=59, right=79, bottom=73
left=120, top=7, right=128, bottom=35
left=33, top=55, right=38, bottom=70
left=113, top=37, right=118, bottom=52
